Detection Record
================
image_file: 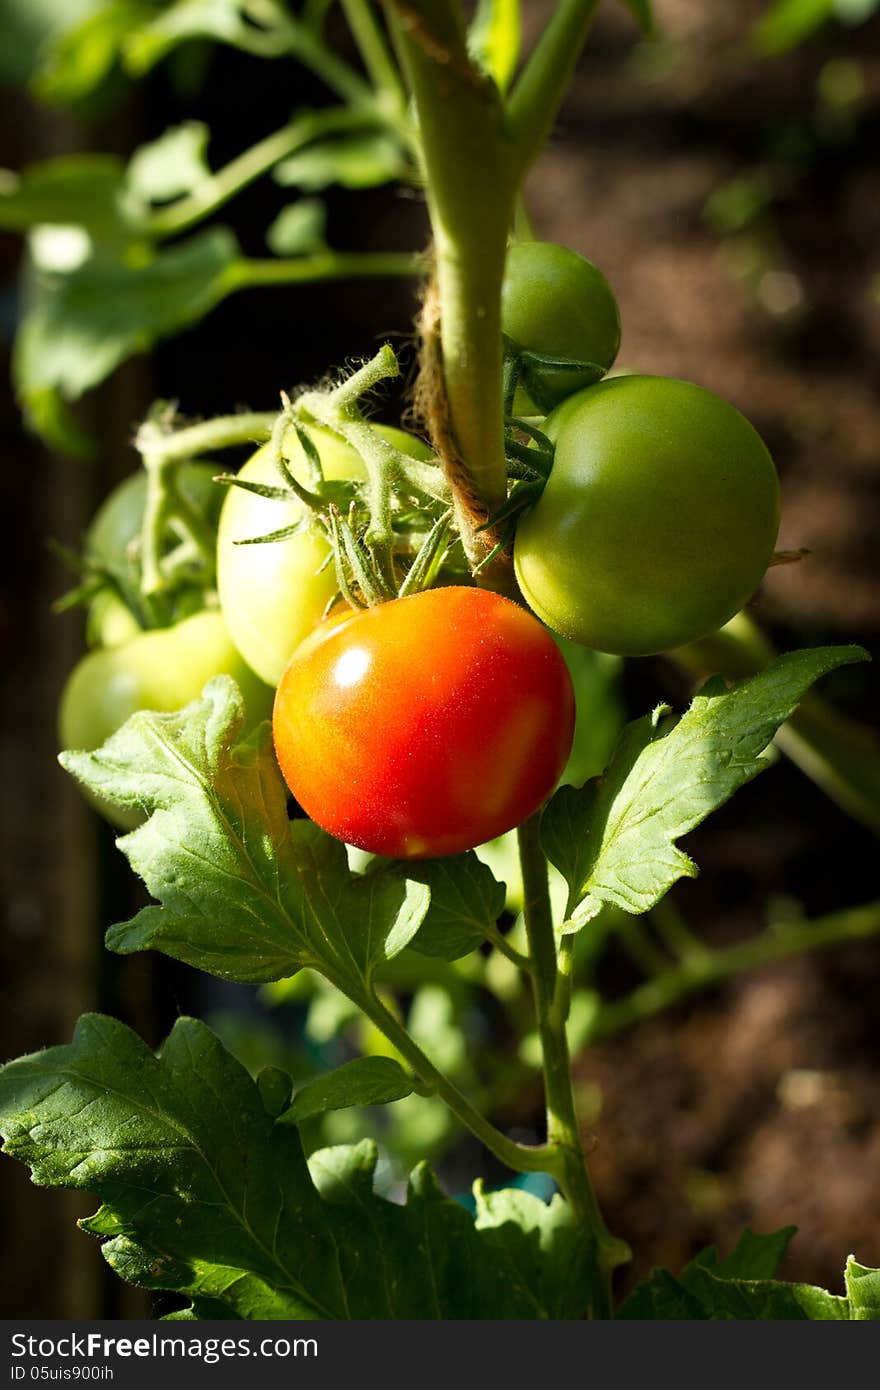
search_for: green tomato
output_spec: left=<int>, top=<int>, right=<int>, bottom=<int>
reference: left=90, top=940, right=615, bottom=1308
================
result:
left=514, top=375, right=780, bottom=656
left=85, top=461, right=222, bottom=639
left=501, top=241, right=621, bottom=411
left=85, top=590, right=142, bottom=649
left=217, top=424, right=432, bottom=686
left=59, top=609, right=273, bottom=827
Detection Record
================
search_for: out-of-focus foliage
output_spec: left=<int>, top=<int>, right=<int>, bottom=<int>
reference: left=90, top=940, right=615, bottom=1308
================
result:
left=753, top=0, right=880, bottom=55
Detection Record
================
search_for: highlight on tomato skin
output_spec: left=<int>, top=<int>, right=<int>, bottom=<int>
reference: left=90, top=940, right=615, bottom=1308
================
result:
left=272, top=587, right=576, bottom=860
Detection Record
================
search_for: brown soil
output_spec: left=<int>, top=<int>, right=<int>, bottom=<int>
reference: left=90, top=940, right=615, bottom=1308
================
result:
left=533, top=0, right=880, bottom=1296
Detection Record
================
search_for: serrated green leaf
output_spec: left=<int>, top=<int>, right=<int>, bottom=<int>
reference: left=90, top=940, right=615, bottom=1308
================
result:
left=474, top=1185, right=595, bottom=1318
left=274, top=132, right=408, bottom=191
left=617, top=1268, right=708, bottom=1319
left=280, top=1057, right=414, bottom=1123
left=683, top=1226, right=796, bottom=1284
left=266, top=199, right=327, bottom=256
left=390, top=852, right=506, bottom=961
left=542, top=647, right=868, bottom=927
left=683, top=1267, right=848, bottom=1319
left=0, top=1014, right=594, bottom=1319
left=127, top=121, right=211, bottom=203
left=256, top=1066, right=293, bottom=1119
left=60, top=677, right=429, bottom=991
left=14, top=227, right=239, bottom=443
left=467, top=0, right=521, bottom=91
left=845, top=1257, right=880, bottom=1319
left=0, top=155, right=139, bottom=238
left=621, top=1255, right=850, bottom=1320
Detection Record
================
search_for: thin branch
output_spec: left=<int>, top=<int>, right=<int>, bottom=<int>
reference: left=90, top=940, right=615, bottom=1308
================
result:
left=506, top=0, right=601, bottom=173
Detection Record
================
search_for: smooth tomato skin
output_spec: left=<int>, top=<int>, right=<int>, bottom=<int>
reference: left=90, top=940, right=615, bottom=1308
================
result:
left=501, top=241, right=621, bottom=410
left=514, top=375, right=780, bottom=657
left=217, top=425, right=432, bottom=686
left=273, top=587, right=576, bottom=860
left=60, top=609, right=273, bottom=827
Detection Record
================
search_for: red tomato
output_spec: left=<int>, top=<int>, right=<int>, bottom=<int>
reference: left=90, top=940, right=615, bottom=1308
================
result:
left=273, top=587, right=575, bottom=859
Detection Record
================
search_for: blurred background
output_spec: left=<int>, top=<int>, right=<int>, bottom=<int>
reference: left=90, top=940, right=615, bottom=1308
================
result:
left=1, top=0, right=879, bottom=1317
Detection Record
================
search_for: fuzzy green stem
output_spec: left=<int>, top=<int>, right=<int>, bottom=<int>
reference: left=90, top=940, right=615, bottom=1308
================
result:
left=589, top=899, right=880, bottom=1040
left=342, top=0, right=410, bottom=116
left=387, top=0, right=517, bottom=518
left=136, top=412, right=277, bottom=467
left=354, top=983, right=555, bottom=1174
left=148, top=110, right=383, bottom=239
left=507, top=0, right=602, bottom=172
left=224, top=249, right=427, bottom=291
left=517, top=814, right=623, bottom=1317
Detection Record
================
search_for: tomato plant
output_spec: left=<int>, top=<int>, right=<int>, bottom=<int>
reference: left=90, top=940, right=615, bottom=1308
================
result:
left=1, top=0, right=878, bottom=1331
left=217, top=425, right=433, bottom=685
left=273, top=587, right=576, bottom=859
left=501, top=240, right=621, bottom=410
left=84, top=462, right=222, bottom=637
left=514, top=375, right=781, bottom=656
left=59, top=609, right=272, bottom=827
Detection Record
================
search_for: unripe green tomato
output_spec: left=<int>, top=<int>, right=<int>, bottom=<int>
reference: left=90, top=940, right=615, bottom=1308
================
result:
left=59, top=609, right=273, bottom=828
left=86, top=462, right=223, bottom=570
left=514, top=375, right=780, bottom=656
left=501, top=241, right=621, bottom=411
left=217, top=424, right=432, bottom=686
left=85, top=590, right=142, bottom=649
left=85, top=461, right=223, bottom=643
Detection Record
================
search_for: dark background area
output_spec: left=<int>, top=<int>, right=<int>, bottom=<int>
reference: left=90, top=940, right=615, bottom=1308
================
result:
left=1, top=0, right=879, bottom=1316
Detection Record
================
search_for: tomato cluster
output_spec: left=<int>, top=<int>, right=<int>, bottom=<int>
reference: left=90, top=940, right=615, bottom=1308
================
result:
left=60, top=237, right=780, bottom=860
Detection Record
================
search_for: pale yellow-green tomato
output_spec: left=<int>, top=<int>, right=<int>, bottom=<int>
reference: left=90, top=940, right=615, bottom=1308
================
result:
left=59, top=608, right=273, bottom=829
left=217, top=425, right=433, bottom=686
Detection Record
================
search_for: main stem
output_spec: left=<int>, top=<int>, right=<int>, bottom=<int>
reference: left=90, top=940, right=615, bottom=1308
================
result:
left=387, top=0, right=515, bottom=524
left=518, top=814, right=622, bottom=1318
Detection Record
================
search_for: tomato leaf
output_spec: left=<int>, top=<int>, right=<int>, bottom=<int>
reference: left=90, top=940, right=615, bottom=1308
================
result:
left=279, top=1056, right=415, bottom=1123
left=0, top=1014, right=596, bottom=1319
left=59, top=676, right=430, bottom=990
left=0, top=154, right=140, bottom=238
left=473, top=1184, right=595, bottom=1319
left=682, top=1226, right=796, bottom=1284
left=542, top=646, right=869, bottom=927
left=619, top=1226, right=861, bottom=1319
left=31, top=0, right=151, bottom=103
left=273, top=131, right=409, bottom=191
left=390, top=852, right=507, bottom=961
left=122, top=0, right=258, bottom=75
left=468, top=0, right=522, bottom=92
left=266, top=198, right=327, bottom=256
left=126, top=121, right=212, bottom=203
left=14, top=227, right=239, bottom=446
left=845, top=1258, right=880, bottom=1318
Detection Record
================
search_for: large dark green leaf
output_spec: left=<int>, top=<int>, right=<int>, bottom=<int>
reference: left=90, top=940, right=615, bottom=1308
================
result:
left=392, top=852, right=507, bottom=961
left=279, top=1057, right=416, bottom=1123
left=60, top=677, right=429, bottom=992
left=14, top=227, right=239, bottom=441
left=542, top=647, right=867, bottom=930
left=0, top=1014, right=595, bottom=1319
left=0, top=155, right=139, bottom=238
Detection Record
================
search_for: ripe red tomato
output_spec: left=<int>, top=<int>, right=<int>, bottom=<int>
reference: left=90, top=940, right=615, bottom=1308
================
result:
left=273, top=587, right=575, bottom=859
